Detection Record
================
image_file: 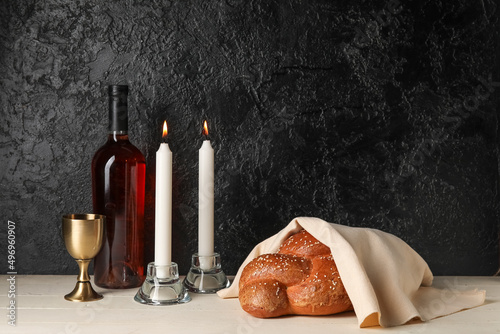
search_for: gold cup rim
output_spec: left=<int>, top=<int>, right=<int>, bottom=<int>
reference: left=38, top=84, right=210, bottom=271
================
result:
left=62, top=214, right=106, bottom=221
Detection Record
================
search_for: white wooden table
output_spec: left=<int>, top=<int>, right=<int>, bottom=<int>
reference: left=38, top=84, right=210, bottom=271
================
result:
left=1, top=275, right=499, bottom=333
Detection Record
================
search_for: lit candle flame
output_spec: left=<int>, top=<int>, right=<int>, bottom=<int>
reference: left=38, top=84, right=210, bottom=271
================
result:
left=203, top=120, right=209, bottom=136
left=162, top=121, right=168, bottom=140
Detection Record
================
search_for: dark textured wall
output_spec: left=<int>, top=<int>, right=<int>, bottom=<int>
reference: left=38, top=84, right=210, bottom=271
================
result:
left=0, top=0, right=499, bottom=277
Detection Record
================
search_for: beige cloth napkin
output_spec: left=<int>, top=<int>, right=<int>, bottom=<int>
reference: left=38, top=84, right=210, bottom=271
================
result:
left=217, top=217, right=486, bottom=328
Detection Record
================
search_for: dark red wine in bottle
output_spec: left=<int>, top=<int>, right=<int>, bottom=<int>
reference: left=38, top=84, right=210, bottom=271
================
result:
left=92, top=85, right=145, bottom=289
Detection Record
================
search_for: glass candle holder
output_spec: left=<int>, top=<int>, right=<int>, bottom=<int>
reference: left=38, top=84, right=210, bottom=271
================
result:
left=183, top=253, right=230, bottom=294
left=134, top=262, right=191, bottom=305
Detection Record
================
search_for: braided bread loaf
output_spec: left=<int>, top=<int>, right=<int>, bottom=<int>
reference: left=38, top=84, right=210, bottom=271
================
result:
left=239, top=229, right=353, bottom=318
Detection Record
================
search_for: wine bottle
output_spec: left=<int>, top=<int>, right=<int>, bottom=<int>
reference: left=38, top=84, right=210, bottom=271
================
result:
left=92, top=85, right=146, bottom=289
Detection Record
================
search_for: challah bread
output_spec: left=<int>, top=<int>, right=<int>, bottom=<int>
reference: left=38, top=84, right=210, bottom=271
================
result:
left=239, top=229, right=352, bottom=318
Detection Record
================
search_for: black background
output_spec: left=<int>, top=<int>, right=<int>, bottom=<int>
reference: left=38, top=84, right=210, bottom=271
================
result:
left=0, top=0, right=499, bottom=277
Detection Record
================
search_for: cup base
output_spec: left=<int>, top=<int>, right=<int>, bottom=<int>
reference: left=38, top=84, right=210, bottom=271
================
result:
left=134, top=262, right=191, bottom=306
left=183, top=253, right=231, bottom=294
left=64, top=281, right=103, bottom=302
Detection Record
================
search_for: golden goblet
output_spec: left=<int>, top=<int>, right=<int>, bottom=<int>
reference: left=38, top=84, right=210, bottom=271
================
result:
left=62, top=214, right=105, bottom=302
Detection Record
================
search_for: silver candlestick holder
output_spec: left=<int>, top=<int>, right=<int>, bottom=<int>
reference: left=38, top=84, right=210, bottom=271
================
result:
left=134, top=262, right=191, bottom=305
left=183, top=253, right=230, bottom=293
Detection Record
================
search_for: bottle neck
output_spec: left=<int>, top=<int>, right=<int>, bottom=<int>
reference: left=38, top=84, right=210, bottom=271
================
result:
left=108, top=85, right=129, bottom=133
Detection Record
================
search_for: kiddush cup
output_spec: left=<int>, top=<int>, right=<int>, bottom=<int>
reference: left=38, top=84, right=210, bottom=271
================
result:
left=62, top=214, right=105, bottom=302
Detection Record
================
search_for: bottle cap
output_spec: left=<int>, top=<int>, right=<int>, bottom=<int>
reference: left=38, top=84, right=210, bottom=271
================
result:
left=108, top=85, right=129, bottom=132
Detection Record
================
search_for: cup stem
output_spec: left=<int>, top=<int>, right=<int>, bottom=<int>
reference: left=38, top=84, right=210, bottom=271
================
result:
left=76, top=259, right=91, bottom=282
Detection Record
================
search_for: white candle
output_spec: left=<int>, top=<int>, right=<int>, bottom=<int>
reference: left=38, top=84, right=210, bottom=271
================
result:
left=155, top=121, right=172, bottom=277
left=199, top=120, right=214, bottom=270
